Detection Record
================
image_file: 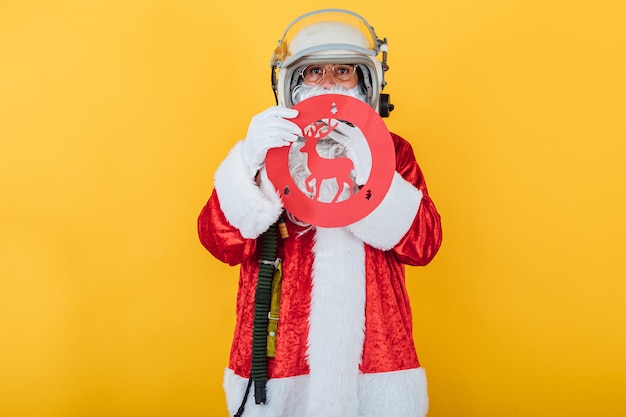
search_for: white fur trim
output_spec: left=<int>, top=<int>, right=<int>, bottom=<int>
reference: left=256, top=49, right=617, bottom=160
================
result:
left=223, top=368, right=309, bottom=417
left=307, top=227, right=366, bottom=417
left=358, top=368, right=429, bottom=417
left=223, top=367, right=428, bottom=417
left=214, top=141, right=283, bottom=239
left=347, top=172, right=423, bottom=250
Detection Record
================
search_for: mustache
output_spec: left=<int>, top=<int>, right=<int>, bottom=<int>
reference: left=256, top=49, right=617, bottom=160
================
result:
left=291, top=83, right=367, bottom=105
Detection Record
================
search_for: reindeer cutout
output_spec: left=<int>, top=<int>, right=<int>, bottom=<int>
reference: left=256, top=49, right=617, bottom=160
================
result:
left=299, top=119, right=355, bottom=203
left=265, top=94, right=395, bottom=227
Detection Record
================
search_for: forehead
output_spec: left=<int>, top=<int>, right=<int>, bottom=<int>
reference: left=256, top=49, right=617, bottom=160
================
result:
left=305, top=62, right=356, bottom=67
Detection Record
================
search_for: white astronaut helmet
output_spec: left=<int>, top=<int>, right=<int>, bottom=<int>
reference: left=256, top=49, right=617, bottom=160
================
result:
left=270, top=9, right=394, bottom=117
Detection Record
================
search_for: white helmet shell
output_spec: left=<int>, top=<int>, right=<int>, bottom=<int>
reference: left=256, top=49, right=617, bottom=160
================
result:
left=271, top=9, right=390, bottom=114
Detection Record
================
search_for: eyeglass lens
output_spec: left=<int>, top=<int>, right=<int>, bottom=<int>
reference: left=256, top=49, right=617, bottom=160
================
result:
left=301, top=65, right=356, bottom=83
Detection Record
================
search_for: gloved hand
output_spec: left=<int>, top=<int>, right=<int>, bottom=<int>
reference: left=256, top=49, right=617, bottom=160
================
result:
left=242, top=106, right=301, bottom=171
left=328, top=120, right=372, bottom=185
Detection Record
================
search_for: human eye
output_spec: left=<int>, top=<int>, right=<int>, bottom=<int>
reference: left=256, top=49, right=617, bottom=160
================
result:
left=306, top=66, right=324, bottom=76
left=335, top=65, right=353, bottom=75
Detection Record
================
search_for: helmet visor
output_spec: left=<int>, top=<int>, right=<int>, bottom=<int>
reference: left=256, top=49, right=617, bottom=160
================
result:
left=272, top=9, right=379, bottom=68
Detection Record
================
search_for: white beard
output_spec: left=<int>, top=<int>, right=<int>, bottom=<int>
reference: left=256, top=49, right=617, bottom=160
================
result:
left=291, top=83, right=367, bottom=105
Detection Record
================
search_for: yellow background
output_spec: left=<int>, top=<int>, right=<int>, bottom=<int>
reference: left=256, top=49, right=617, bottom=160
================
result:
left=1, top=1, right=625, bottom=416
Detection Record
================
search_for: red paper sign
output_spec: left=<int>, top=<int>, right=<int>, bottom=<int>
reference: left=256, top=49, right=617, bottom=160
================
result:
left=266, top=94, right=395, bottom=227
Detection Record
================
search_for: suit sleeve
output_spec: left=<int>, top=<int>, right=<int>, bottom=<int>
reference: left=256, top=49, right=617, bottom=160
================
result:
left=346, top=133, right=442, bottom=266
left=198, top=189, right=255, bottom=266
left=197, top=140, right=284, bottom=265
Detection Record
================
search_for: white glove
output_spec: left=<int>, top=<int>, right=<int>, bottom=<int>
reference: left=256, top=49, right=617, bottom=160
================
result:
left=328, top=120, right=372, bottom=185
left=242, top=106, right=301, bottom=171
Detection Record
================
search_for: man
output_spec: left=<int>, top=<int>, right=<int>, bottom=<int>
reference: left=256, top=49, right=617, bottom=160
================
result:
left=198, top=9, right=442, bottom=417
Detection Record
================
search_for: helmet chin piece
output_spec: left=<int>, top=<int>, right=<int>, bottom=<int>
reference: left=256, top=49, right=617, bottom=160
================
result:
left=270, top=9, right=393, bottom=117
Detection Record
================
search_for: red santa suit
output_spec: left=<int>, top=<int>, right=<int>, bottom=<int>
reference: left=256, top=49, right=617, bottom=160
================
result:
left=198, top=132, right=442, bottom=417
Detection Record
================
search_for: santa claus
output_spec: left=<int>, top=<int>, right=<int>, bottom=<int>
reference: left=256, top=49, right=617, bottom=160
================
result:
left=198, top=9, right=442, bottom=417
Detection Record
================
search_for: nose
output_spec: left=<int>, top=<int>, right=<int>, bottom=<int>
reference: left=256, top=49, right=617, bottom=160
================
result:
left=319, top=72, right=338, bottom=89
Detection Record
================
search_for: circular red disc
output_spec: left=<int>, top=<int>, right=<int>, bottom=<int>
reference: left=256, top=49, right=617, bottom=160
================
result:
left=266, top=94, right=395, bottom=227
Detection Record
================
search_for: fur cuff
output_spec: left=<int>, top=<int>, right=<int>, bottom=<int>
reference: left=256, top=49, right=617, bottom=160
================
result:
left=223, top=367, right=428, bottom=417
left=214, top=141, right=283, bottom=239
left=347, top=172, right=422, bottom=250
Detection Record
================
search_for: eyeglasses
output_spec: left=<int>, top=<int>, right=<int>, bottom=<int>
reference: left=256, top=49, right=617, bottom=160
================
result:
left=299, top=64, right=357, bottom=84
